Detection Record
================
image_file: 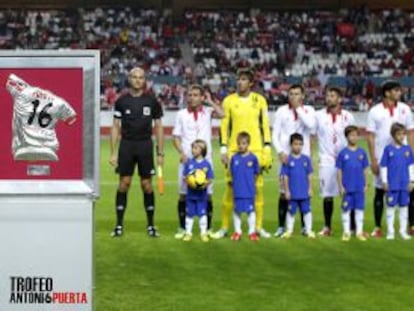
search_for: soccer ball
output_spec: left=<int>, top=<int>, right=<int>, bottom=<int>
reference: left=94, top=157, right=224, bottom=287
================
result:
left=187, top=169, right=207, bottom=189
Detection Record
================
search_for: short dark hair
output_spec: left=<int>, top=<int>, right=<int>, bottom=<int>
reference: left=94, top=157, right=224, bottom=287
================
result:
left=390, top=122, right=406, bottom=138
left=382, top=80, right=401, bottom=97
left=344, top=125, right=359, bottom=137
left=290, top=133, right=304, bottom=145
left=189, top=84, right=204, bottom=95
left=237, top=131, right=251, bottom=144
left=326, top=86, right=343, bottom=97
left=192, top=139, right=208, bottom=157
left=288, top=84, right=305, bottom=93
left=236, top=67, right=255, bottom=82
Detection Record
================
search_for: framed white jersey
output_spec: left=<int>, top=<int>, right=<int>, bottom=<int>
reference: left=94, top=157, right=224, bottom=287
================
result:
left=6, top=74, right=77, bottom=161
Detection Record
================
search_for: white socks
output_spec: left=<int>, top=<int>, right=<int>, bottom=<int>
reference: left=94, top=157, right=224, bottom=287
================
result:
left=233, top=212, right=242, bottom=234
left=199, top=215, right=207, bottom=235
left=399, top=207, right=408, bottom=236
left=185, top=216, right=194, bottom=235
left=355, top=209, right=364, bottom=235
left=286, top=212, right=295, bottom=233
left=233, top=212, right=256, bottom=234
left=386, top=207, right=396, bottom=237
left=248, top=212, right=256, bottom=235
left=303, top=212, right=312, bottom=234
left=185, top=215, right=208, bottom=235
left=342, top=210, right=351, bottom=235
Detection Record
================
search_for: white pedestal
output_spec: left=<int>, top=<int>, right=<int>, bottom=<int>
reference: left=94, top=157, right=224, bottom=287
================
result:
left=0, top=195, right=93, bottom=311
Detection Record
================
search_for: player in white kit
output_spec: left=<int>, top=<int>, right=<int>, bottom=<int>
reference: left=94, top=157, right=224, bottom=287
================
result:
left=6, top=73, right=77, bottom=161
left=272, top=84, right=316, bottom=237
left=366, top=80, right=414, bottom=237
left=315, top=87, right=355, bottom=236
left=172, top=85, right=223, bottom=239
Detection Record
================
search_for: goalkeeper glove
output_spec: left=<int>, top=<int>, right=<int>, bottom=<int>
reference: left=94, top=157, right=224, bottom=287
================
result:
left=261, top=144, right=272, bottom=172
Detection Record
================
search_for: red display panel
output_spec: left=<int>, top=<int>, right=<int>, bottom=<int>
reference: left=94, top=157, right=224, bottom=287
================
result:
left=0, top=68, right=83, bottom=179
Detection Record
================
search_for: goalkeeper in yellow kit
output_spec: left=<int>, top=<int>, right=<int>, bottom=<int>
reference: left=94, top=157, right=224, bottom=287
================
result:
left=213, top=68, right=273, bottom=239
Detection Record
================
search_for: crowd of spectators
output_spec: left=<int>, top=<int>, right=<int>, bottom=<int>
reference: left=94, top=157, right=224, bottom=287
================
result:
left=0, top=7, right=413, bottom=110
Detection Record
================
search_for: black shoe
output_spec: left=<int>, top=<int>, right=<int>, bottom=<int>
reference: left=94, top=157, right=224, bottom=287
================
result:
left=147, top=226, right=160, bottom=238
left=111, top=225, right=123, bottom=238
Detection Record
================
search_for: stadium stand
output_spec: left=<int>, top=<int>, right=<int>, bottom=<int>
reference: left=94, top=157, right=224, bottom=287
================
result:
left=0, top=7, right=413, bottom=110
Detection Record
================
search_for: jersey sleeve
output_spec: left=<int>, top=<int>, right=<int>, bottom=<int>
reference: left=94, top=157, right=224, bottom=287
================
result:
left=380, top=146, right=389, bottom=167
left=259, top=96, right=271, bottom=145
left=280, top=162, right=289, bottom=176
left=271, top=107, right=283, bottom=153
left=297, top=106, right=316, bottom=132
left=114, top=98, right=123, bottom=119
left=152, top=97, right=163, bottom=119
left=307, top=156, right=313, bottom=174
left=58, top=99, right=77, bottom=124
left=404, top=105, right=414, bottom=130
left=183, top=161, right=190, bottom=177
left=366, top=108, right=376, bottom=133
left=253, top=155, right=260, bottom=175
left=206, top=162, right=214, bottom=180
left=335, top=151, right=343, bottom=170
left=219, top=97, right=231, bottom=146
left=362, top=150, right=369, bottom=168
left=407, top=146, right=414, bottom=165
left=172, top=111, right=183, bottom=137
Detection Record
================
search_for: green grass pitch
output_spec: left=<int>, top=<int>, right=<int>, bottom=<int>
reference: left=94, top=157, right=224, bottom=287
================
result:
left=95, top=139, right=413, bottom=311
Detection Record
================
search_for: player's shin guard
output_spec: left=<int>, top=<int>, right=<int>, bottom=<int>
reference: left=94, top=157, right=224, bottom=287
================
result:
left=185, top=216, right=194, bottom=235
left=116, top=191, right=127, bottom=227
left=286, top=212, right=295, bottom=233
left=409, top=190, right=414, bottom=227
left=233, top=212, right=242, bottom=234
left=207, top=200, right=213, bottom=230
left=303, top=212, right=312, bottom=234
left=144, top=192, right=155, bottom=227
left=199, top=215, right=207, bottom=235
left=323, top=197, right=334, bottom=229
left=221, top=185, right=233, bottom=230
left=278, top=197, right=288, bottom=228
left=177, top=200, right=186, bottom=230
left=399, top=207, right=408, bottom=235
left=248, top=212, right=256, bottom=235
left=255, top=175, right=264, bottom=230
left=355, top=209, right=364, bottom=235
left=374, top=188, right=385, bottom=228
left=342, top=210, right=351, bottom=235
left=386, top=207, right=395, bottom=236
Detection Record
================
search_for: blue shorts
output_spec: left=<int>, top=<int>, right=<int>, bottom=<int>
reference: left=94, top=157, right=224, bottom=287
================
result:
left=386, top=190, right=410, bottom=208
left=186, top=199, right=207, bottom=217
left=342, top=192, right=365, bottom=211
left=234, top=198, right=255, bottom=214
left=288, top=199, right=310, bottom=215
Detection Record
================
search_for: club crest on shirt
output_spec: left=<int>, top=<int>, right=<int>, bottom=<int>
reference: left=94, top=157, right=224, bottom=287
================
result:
left=290, top=161, right=295, bottom=167
left=304, top=161, right=308, bottom=167
left=344, top=154, right=349, bottom=160
left=247, top=161, right=253, bottom=167
left=143, top=106, right=151, bottom=116
left=189, top=164, right=194, bottom=170
left=405, top=151, right=410, bottom=157
left=389, top=151, right=394, bottom=157
left=235, top=160, right=239, bottom=166
left=359, top=154, right=364, bottom=160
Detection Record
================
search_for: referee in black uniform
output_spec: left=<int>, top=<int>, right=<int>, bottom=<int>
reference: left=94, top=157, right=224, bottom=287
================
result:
left=110, top=67, right=164, bottom=237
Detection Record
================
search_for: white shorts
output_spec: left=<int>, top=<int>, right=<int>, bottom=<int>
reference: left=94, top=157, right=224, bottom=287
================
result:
left=319, top=165, right=339, bottom=198
left=178, top=161, right=213, bottom=196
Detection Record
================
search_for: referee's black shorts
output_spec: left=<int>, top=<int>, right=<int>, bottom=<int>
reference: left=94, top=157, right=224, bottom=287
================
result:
left=117, top=139, right=155, bottom=178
